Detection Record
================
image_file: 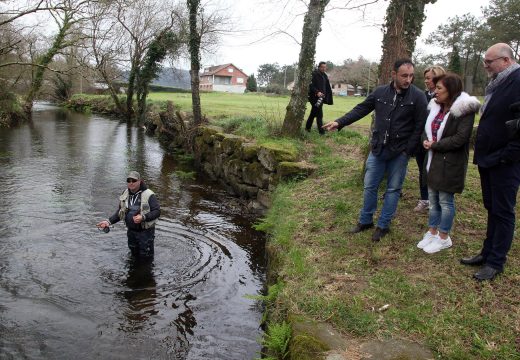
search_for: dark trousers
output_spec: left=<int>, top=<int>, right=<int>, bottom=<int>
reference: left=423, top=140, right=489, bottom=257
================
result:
left=127, top=227, right=155, bottom=258
left=415, top=147, right=429, bottom=200
left=478, top=164, right=520, bottom=271
left=306, top=105, right=324, bottom=134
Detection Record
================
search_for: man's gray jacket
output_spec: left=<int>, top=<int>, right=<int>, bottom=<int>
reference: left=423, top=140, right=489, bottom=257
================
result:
left=335, top=82, right=428, bottom=157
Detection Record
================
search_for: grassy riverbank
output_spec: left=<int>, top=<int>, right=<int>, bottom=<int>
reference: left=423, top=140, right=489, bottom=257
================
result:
left=202, top=107, right=518, bottom=358
left=253, top=128, right=520, bottom=359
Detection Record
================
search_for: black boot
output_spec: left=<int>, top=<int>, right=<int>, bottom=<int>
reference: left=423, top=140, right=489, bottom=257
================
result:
left=460, top=254, right=485, bottom=266
left=473, top=265, right=502, bottom=281
left=350, top=222, right=374, bottom=234
left=372, top=227, right=390, bottom=242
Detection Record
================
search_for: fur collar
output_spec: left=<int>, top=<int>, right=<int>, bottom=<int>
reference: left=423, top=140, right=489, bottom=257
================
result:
left=427, top=92, right=481, bottom=118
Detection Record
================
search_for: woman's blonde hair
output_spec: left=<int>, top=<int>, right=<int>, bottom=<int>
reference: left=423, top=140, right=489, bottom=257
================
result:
left=424, top=65, right=446, bottom=77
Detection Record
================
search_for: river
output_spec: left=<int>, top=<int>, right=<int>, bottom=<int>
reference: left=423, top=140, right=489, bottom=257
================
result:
left=0, top=103, right=266, bottom=359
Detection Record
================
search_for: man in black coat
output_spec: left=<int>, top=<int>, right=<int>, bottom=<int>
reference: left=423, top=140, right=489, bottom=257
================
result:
left=461, top=43, right=520, bottom=281
left=323, top=59, right=428, bottom=241
left=306, top=61, right=333, bottom=134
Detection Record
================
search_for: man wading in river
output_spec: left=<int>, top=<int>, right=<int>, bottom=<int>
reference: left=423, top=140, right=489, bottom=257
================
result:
left=97, top=171, right=160, bottom=258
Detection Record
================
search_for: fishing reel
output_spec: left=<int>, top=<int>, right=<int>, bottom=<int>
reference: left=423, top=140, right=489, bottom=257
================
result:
left=97, top=221, right=111, bottom=233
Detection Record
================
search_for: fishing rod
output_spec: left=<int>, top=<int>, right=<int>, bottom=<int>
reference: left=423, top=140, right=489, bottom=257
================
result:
left=14, top=213, right=116, bottom=233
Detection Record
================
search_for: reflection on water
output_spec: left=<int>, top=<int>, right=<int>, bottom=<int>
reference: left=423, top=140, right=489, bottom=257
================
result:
left=0, top=103, right=266, bottom=359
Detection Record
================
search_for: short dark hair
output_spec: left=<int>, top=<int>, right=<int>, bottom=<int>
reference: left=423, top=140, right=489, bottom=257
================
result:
left=318, top=61, right=327, bottom=67
left=433, top=73, right=463, bottom=107
left=393, top=58, right=414, bottom=72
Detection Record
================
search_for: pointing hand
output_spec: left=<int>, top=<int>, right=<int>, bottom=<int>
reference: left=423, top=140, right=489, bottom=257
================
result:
left=322, top=121, right=339, bottom=131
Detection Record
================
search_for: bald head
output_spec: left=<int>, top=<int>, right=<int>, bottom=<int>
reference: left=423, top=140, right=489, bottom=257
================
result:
left=483, top=43, right=517, bottom=76
left=488, top=43, right=515, bottom=59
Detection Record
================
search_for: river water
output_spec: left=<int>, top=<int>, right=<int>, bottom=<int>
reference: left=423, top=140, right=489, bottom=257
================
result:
left=0, top=104, right=266, bottom=359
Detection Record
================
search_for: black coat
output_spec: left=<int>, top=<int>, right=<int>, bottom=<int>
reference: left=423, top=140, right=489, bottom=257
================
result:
left=336, top=82, right=428, bottom=157
left=423, top=93, right=480, bottom=193
left=425, top=89, right=435, bottom=103
left=308, top=69, right=333, bottom=105
left=474, top=67, right=520, bottom=168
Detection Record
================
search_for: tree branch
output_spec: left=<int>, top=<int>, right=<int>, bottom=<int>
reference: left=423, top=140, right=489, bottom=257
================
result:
left=0, top=61, right=67, bottom=74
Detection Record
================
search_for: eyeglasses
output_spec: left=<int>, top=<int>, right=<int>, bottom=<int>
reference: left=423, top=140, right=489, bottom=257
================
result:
left=126, top=178, right=138, bottom=183
left=482, top=56, right=505, bottom=65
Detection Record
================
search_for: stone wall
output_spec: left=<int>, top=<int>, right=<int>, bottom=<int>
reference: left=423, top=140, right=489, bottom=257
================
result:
left=192, top=126, right=316, bottom=209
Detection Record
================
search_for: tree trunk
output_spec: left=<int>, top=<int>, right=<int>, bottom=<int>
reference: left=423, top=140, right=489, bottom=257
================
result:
left=281, top=0, right=329, bottom=137
left=187, top=0, right=203, bottom=126
left=136, top=84, right=148, bottom=126
left=377, top=0, right=435, bottom=85
left=24, top=12, right=72, bottom=114
left=126, top=57, right=138, bottom=121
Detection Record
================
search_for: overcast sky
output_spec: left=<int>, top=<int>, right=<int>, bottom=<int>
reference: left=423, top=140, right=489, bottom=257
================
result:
left=205, top=0, right=491, bottom=75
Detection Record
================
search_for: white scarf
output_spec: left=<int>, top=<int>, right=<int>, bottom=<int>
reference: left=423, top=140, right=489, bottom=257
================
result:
left=424, top=100, right=450, bottom=172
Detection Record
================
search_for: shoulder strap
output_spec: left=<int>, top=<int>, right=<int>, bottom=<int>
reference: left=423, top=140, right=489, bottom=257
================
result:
left=140, top=189, right=154, bottom=204
left=119, top=189, right=129, bottom=201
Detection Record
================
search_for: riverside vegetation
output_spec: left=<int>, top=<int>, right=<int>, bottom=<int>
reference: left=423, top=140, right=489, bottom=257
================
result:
left=65, top=92, right=517, bottom=359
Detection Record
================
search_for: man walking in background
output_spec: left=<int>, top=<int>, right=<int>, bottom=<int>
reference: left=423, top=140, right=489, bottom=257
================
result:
left=306, top=61, right=333, bottom=135
left=323, top=59, right=428, bottom=241
left=462, top=43, right=520, bottom=281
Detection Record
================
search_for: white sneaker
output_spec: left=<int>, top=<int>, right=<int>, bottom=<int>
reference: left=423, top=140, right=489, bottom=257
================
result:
left=423, top=236, right=452, bottom=254
left=417, top=231, right=439, bottom=249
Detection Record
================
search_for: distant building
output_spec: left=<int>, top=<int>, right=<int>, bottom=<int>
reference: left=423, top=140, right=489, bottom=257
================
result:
left=330, top=82, right=364, bottom=96
left=200, top=63, right=248, bottom=93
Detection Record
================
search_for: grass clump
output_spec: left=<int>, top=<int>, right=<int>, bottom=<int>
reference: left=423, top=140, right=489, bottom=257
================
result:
left=261, top=321, right=291, bottom=360
left=173, top=170, right=196, bottom=180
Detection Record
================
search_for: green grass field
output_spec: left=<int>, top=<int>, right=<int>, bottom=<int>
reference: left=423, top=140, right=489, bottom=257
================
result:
left=148, top=91, right=481, bottom=129
left=148, top=91, right=373, bottom=126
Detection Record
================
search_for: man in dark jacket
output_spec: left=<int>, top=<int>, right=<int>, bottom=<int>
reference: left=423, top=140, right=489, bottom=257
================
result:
left=306, top=61, right=333, bottom=134
left=97, top=171, right=161, bottom=259
left=461, top=43, right=520, bottom=281
left=323, top=59, right=428, bottom=241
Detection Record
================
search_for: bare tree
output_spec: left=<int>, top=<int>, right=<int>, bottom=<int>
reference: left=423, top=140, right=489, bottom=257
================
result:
left=83, top=0, right=181, bottom=121
left=20, top=0, right=93, bottom=113
left=0, top=0, right=62, bottom=26
left=84, top=1, right=127, bottom=114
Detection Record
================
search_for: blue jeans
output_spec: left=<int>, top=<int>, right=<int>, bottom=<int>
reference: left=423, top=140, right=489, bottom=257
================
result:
left=427, top=188, right=455, bottom=234
left=359, top=152, right=409, bottom=229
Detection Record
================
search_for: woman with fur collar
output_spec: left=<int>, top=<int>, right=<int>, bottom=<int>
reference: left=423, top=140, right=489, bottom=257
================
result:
left=417, top=73, right=481, bottom=253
